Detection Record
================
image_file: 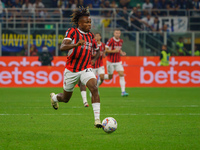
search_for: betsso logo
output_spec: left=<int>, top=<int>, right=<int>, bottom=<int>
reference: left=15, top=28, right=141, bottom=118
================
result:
left=140, top=67, right=200, bottom=84
left=0, top=67, right=64, bottom=85
left=141, top=57, right=200, bottom=84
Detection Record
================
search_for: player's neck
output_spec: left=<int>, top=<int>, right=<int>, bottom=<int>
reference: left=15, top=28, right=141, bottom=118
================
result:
left=77, top=28, right=88, bottom=34
left=113, top=37, right=120, bottom=42
left=97, top=41, right=101, bottom=44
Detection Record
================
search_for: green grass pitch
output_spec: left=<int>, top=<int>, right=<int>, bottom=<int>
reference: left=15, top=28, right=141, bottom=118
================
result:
left=0, top=87, right=200, bottom=150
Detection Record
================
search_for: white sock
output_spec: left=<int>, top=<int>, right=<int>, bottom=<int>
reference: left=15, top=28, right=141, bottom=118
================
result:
left=81, top=91, right=88, bottom=104
left=120, top=76, right=125, bottom=93
left=52, top=94, right=58, bottom=102
left=104, top=74, right=109, bottom=80
left=92, top=103, right=100, bottom=120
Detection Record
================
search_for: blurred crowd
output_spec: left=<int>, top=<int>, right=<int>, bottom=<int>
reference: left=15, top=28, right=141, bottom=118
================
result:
left=1, top=0, right=200, bottom=57
left=0, top=0, right=199, bottom=10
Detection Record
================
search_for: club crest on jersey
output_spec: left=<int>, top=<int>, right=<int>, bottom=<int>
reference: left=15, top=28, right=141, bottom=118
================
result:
left=114, top=46, right=122, bottom=49
left=81, top=42, right=92, bottom=50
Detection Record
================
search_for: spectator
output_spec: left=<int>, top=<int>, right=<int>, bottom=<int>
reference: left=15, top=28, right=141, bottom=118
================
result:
left=117, top=7, right=129, bottom=29
left=176, top=37, right=187, bottom=56
left=168, top=0, right=179, bottom=16
left=89, top=0, right=101, bottom=15
left=192, top=0, right=200, bottom=16
left=160, top=0, right=167, bottom=9
left=176, top=0, right=188, bottom=16
left=11, top=0, right=23, bottom=28
left=71, top=0, right=78, bottom=10
left=185, top=0, right=194, bottom=10
left=193, top=0, right=200, bottom=9
left=136, top=3, right=141, bottom=10
left=22, top=0, right=33, bottom=13
left=33, top=0, right=45, bottom=25
left=103, top=0, right=111, bottom=17
left=153, top=0, right=161, bottom=9
left=110, top=0, right=118, bottom=9
left=152, top=0, right=161, bottom=16
left=141, top=13, right=154, bottom=31
left=189, top=45, right=200, bottom=56
left=38, top=46, right=53, bottom=66
left=91, top=0, right=101, bottom=8
left=142, top=0, right=153, bottom=14
left=162, top=24, right=169, bottom=32
left=4, top=0, right=13, bottom=8
left=129, top=7, right=138, bottom=16
left=83, top=0, right=91, bottom=6
left=57, top=0, right=67, bottom=8
left=119, top=0, right=130, bottom=8
left=0, top=0, right=5, bottom=22
left=21, top=0, right=33, bottom=27
left=130, top=11, right=143, bottom=31
left=151, top=17, right=160, bottom=31
left=160, top=0, right=168, bottom=15
left=30, top=44, right=38, bottom=56
left=160, top=45, right=170, bottom=66
left=33, top=0, right=45, bottom=8
left=12, top=0, right=22, bottom=8
left=77, top=0, right=86, bottom=8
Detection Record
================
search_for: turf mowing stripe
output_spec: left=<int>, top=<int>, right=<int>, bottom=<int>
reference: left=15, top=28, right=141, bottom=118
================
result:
left=2, top=105, right=199, bottom=109
left=0, top=113, right=200, bottom=116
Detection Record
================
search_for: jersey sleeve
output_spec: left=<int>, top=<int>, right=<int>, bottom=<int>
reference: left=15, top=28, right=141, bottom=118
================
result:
left=105, top=38, right=113, bottom=49
left=64, top=28, right=75, bottom=41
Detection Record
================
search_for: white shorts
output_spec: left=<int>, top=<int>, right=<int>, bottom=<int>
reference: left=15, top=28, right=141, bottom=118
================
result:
left=63, top=68, right=96, bottom=92
left=107, top=61, right=124, bottom=75
left=92, top=66, right=105, bottom=75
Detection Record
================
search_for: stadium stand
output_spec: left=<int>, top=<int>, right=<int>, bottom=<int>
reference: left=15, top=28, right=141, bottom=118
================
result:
left=0, top=0, right=200, bottom=57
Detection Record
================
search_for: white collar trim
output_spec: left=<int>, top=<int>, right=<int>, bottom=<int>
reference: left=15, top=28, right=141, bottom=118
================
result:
left=113, top=37, right=120, bottom=42
left=78, top=28, right=88, bottom=34
left=97, top=42, right=102, bottom=47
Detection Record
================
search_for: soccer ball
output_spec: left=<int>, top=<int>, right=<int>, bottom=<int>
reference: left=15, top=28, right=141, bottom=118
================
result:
left=102, top=117, right=117, bottom=133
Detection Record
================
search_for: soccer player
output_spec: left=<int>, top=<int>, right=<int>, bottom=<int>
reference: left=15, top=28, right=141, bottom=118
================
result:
left=50, top=7, right=102, bottom=128
left=79, top=33, right=105, bottom=107
left=93, top=33, right=106, bottom=87
left=104, top=29, right=129, bottom=97
left=79, top=38, right=100, bottom=107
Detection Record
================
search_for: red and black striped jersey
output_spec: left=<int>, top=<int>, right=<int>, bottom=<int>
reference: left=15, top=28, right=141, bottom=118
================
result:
left=91, top=38, right=98, bottom=59
left=105, top=37, right=123, bottom=63
left=64, top=27, right=97, bottom=72
left=92, top=42, right=105, bottom=69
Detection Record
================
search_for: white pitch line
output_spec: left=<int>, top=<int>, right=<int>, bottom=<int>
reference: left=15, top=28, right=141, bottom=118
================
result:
left=0, top=113, right=200, bottom=116
left=2, top=105, right=199, bottom=109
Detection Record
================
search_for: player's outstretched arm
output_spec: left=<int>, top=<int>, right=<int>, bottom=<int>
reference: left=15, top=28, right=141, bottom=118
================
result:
left=120, top=50, right=126, bottom=56
left=91, top=49, right=100, bottom=65
left=60, top=39, right=85, bottom=51
left=105, top=47, right=120, bottom=53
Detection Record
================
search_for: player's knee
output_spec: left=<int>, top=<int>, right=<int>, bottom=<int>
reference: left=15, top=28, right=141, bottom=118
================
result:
left=90, top=85, right=98, bottom=94
left=118, top=71, right=124, bottom=77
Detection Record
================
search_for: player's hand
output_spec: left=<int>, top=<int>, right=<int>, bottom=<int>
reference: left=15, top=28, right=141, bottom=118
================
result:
left=121, top=51, right=126, bottom=56
left=76, top=40, right=85, bottom=47
left=115, top=49, right=120, bottom=53
left=91, top=59, right=95, bottom=65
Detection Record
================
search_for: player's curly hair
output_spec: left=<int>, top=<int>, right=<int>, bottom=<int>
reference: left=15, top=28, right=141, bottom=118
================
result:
left=71, top=7, right=90, bottom=27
